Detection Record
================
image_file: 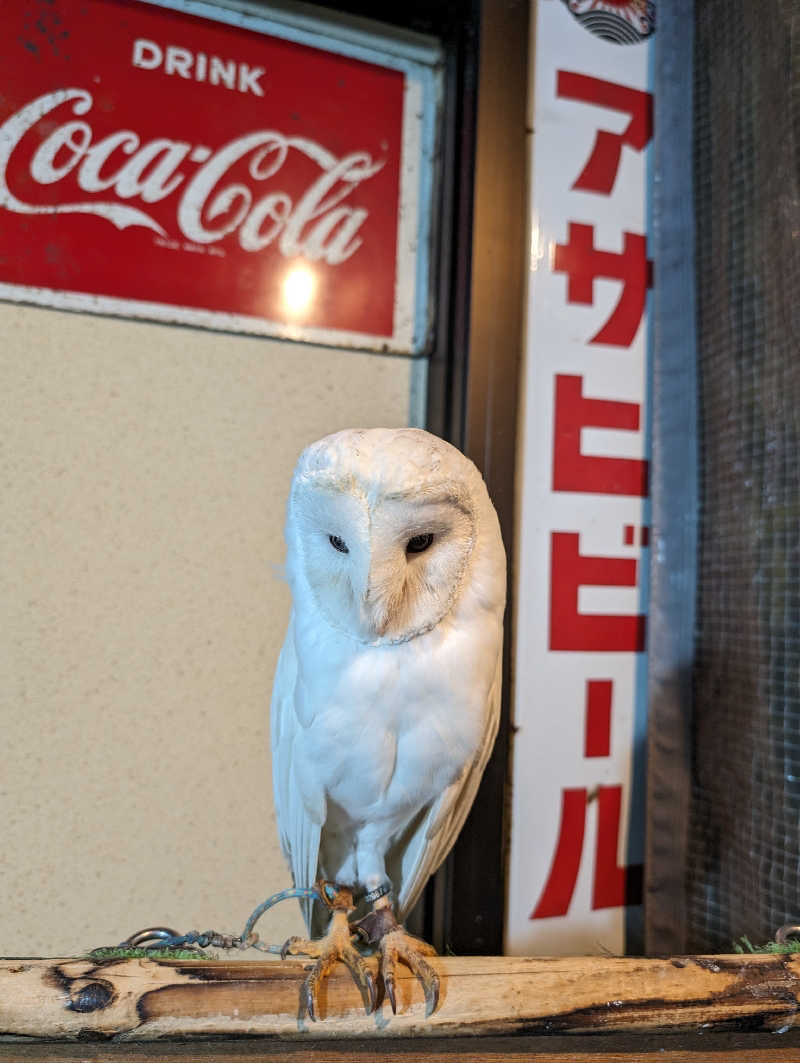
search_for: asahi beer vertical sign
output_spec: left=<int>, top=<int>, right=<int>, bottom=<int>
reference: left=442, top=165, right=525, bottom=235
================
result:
left=0, top=0, right=440, bottom=352
left=507, top=0, right=654, bottom=955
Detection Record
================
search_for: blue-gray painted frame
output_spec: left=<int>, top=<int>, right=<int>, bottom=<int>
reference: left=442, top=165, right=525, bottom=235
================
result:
left=645, top=0, right=699, bottom=955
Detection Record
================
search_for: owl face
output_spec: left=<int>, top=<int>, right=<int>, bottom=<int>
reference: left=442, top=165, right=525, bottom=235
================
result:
left=287, top=431, right=480, bottom=644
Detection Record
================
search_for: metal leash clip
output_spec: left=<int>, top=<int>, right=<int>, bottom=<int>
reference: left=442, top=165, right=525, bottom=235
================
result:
left=121, top=927, right=182, bottom=949
left=775, top=924, right=800, bottom=945
left=90, top=885, right=326, bottom=959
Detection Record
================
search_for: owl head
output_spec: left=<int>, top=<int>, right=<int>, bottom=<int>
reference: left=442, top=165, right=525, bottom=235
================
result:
left=284, top=428, right=503, bottom=644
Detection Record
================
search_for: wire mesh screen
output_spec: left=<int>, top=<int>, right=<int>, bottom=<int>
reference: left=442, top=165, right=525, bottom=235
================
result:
left=688, top=0, right=800, bottom=951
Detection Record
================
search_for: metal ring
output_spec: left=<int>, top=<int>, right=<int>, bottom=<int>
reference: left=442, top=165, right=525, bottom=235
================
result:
left=775, top=924, right=800, bottom=944
left=121, top=927, right=181, bottom=948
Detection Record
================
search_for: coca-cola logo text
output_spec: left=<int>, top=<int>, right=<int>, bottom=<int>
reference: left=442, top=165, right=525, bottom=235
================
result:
left=0, top=89, right=384, bottom=264
left=132, top=38, right=266, bottom=96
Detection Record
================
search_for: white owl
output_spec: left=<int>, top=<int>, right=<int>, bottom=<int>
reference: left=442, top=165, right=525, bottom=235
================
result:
left=271, top=427, right=506, bottom=1019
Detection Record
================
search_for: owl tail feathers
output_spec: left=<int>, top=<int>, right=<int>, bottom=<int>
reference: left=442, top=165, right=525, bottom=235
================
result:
left=285, top=801, right=322, bottom=932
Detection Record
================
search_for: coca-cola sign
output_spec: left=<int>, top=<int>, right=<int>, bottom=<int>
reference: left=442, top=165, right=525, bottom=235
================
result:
left=0, top=0, right=436, bottom=351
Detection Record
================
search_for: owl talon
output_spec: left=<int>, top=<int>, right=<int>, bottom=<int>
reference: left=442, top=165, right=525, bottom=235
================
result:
left=423, top=966, right=440, bottom=1017
left=378, top=923, right=440, bottom=1017
left=280, top=935, right=303, bottom=961
left=303, top=982, right=316, bottom=1022
left=286, top=909, right=376, bottom=1020
left=405, top=948, right=440, bottom=1016
left=367, top=969, right=378, bottom=1014
left=384, top=972, right=397, bottom=1014
left=339, top=942, right=377, bottom=1015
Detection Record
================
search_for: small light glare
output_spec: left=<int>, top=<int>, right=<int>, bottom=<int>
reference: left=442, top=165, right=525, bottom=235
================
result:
left=282, top=266, right=316, bottom=317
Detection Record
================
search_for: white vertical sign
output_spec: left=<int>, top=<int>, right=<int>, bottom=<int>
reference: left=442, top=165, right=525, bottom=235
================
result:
left=507, top=0, right=654, bottom=956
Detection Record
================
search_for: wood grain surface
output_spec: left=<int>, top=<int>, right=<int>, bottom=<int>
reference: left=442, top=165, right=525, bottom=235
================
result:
left=2, top=953, right=800, bottom=1044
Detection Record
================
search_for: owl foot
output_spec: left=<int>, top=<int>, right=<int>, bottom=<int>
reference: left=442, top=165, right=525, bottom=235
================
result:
left=353, top=906, right=440, bottom=1016
left=281, top=908, right=377, bottom=1022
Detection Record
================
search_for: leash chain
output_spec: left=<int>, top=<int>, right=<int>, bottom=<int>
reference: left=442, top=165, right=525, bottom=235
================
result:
left=106, top=886, right=321, bottom=958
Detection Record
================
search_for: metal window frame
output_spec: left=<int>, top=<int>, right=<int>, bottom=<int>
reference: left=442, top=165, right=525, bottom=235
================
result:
left=644, top=0, right=698, bottom=957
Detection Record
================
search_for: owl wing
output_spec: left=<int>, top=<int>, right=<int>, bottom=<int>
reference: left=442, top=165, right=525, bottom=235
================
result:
left=270, top=611, right=324, bottom=932
left=394, top=640, right=503, bottom=921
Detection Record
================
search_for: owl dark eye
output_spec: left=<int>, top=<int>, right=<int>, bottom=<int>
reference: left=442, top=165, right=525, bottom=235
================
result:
left=406, top=533, right=434, bottom=554
left=329, top=534, right=349, bottom=554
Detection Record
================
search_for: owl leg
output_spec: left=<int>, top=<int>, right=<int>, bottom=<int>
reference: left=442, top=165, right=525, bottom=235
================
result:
left=353, top=901, right=440, bottom=1017
left=280, top=882, right=377, bottom=1022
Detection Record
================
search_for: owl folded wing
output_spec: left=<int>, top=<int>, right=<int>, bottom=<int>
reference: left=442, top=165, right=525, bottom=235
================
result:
left=270, top=612, right=324, bottom=931
left=394, top=644, right=503, bottom=921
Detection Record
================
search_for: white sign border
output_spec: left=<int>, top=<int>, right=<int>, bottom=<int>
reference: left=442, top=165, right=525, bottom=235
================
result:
left=505, top=0, right=654, bottom=957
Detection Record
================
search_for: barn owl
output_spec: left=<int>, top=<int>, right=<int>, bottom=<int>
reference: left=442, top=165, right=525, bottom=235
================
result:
left=271, top=428, right=506, bottom=1019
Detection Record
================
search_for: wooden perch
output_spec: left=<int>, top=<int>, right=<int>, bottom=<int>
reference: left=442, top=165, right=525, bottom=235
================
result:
left=2, top=953, right=800, bottom=1042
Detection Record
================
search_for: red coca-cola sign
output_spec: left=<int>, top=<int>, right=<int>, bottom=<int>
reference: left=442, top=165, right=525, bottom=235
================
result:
left=0, top=0, right=417, bottom=346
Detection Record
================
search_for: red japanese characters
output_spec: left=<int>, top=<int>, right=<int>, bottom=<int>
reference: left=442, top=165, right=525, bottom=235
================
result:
left=529, top=69, right=653, bottom=925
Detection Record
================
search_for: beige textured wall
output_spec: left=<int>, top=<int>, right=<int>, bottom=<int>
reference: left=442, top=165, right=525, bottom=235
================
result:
left=1, top=302, right=420, bottom=957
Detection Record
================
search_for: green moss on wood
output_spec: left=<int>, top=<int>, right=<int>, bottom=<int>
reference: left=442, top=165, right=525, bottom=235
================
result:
left=87, top=946, right=211, bottom=961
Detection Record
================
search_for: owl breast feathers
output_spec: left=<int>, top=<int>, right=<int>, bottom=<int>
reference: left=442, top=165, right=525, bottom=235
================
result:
left=270, top=428, right=506, bottom=929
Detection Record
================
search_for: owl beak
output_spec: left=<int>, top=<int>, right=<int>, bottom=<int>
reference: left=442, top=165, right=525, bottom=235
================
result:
left=367, top=607, right=391, bottom=638
left=360, top=592, right=392, bottom=639
left=361, top=556, right=400, bottom=638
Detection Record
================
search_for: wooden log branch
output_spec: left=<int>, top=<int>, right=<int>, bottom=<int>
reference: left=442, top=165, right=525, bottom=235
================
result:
left=1, top=954, right=800, bottom=1042
left=0, top=952, right=796, bottom=1041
